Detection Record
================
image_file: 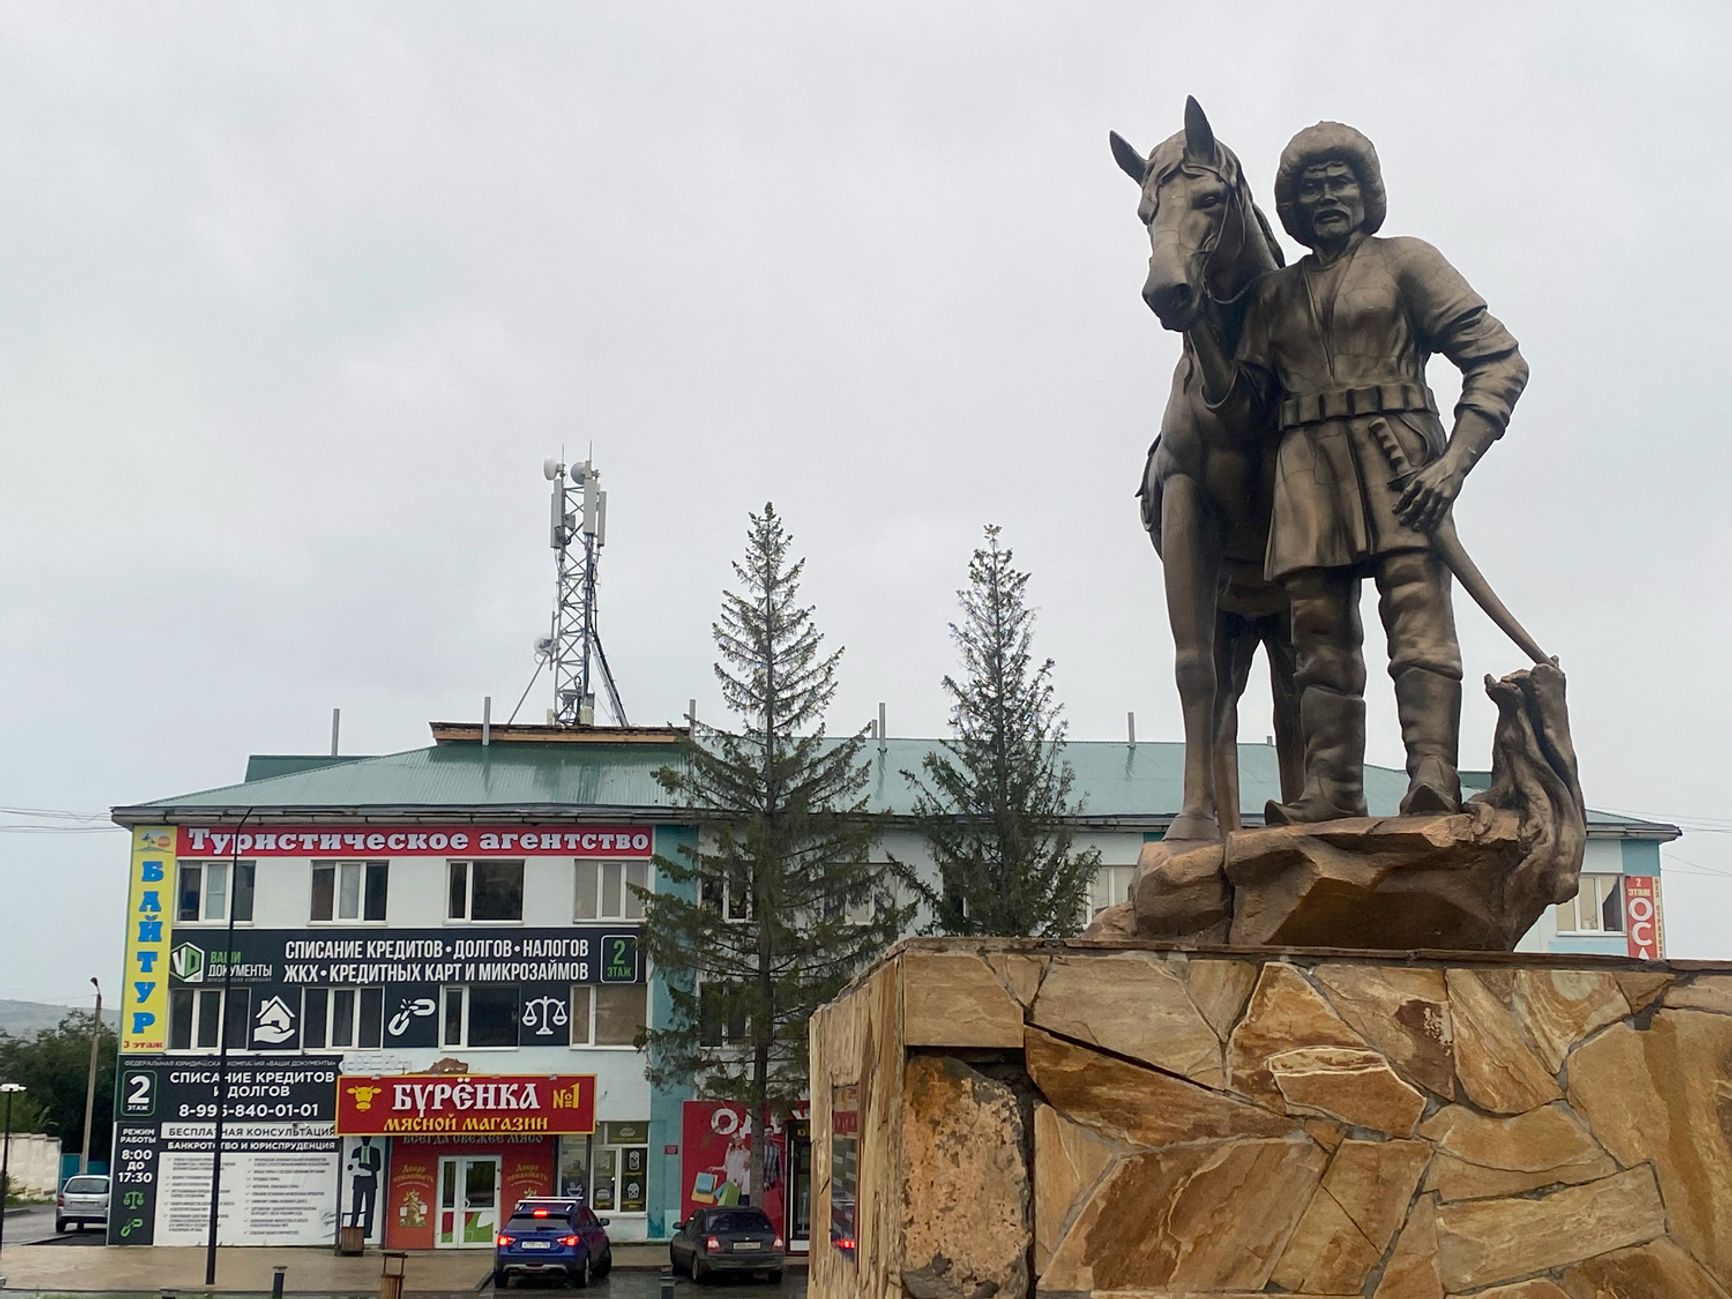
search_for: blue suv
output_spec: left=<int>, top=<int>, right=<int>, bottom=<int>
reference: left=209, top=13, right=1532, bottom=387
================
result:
left=494, top=1197, right=612, bottom=1289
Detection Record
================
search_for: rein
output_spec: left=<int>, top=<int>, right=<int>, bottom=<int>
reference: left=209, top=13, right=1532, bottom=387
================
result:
left=1201, top=178, right=1256, bottom=308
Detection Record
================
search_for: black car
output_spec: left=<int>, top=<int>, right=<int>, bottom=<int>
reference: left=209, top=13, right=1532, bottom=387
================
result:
left=669, top=1206, right=785, bottom=1283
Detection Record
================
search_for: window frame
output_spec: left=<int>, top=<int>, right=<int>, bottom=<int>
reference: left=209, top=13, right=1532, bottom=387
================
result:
left=439, top=984, right=520, bottom=1048
left=1090, top=865, right=1136, bottom=919
left=696, top=978, right=748, bottom=1047
left=574, top=859, right=649, bottom=923
left=175, top=860, right=255, bottom=925
left=446, top=859, right=526, bottom=923
left=1555, top=873, right=1625, bottom=935
left=569, top=982, right=649, bottom=1050
left=300, top=985, right=385, bottom=1050
left=168, top=985, right=252, bottom=1053
left=588, top=1135, right=650, bottom=1215
left=310, top=860, right=389, bottom=924
left=701, top=871, right=753, bottom=923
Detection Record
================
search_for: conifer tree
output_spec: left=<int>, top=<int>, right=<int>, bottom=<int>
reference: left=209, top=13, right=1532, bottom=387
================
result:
left=906, top=524, right=1100, bottom=936
left=637, top=503, right=916, bottom=1203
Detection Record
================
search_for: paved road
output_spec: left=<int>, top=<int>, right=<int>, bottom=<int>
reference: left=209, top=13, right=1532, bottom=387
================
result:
left=0, top=1269, right=805, bottom=1298
left=2, top=1203, right=106, bottom=1248
left=0, top=1230, right=808, bottom=1297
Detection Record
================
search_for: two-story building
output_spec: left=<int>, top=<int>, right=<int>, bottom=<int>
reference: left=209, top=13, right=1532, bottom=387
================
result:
left=107, top=720, right=1679, bottom=1252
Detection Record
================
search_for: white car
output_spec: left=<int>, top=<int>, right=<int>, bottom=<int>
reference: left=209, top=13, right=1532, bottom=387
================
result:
left=56, top=1175, right=110, bottom=1233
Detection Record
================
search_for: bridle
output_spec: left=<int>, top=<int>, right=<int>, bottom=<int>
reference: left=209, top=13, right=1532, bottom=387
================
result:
left=1144, top=158, right=1256, bottom=309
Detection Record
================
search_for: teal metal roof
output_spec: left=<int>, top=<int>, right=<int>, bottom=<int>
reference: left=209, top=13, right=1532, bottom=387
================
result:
left=244, top=754, right=358, bottom=782
left=120, top=742, right=684, bottom=819
left=114, top=736, right=1678, bottom=838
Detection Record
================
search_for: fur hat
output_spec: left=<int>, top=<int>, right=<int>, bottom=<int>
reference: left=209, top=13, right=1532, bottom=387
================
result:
left=1274, top=122, right=1386, bottom=246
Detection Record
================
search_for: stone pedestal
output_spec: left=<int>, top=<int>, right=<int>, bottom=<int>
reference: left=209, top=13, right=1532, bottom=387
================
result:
left=808, top=939, right=1732, bottom=1299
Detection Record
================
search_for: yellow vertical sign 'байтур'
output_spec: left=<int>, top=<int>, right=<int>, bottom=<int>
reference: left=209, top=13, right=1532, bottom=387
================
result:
left=122, top=826, right=176, bottom=1050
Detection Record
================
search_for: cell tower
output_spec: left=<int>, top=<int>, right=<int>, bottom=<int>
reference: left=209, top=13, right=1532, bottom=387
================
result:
left=537, top=456, right=626, bottom=727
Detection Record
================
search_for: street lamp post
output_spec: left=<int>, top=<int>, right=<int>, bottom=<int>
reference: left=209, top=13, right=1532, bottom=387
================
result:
left=0, top=1081, right=26, bottom=1259
left=81, top=978, right=103, bottom=1176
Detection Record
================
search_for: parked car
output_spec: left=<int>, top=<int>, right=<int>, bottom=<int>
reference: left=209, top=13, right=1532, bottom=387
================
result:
left=56, top=1174, right=111, bottom=1234
left=670, top=1205, right=785, bottom=1283
left=493, top=1197, right=612, bottom=1289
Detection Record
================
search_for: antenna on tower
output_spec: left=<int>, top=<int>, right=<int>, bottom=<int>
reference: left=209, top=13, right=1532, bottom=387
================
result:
left=541, top=455, right=627, bottom=727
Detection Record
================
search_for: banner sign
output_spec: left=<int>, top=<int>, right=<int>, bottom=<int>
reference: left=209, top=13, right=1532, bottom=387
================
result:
left=176, top=825, right=652, bottom=858
left=680, top=1100, right=791, bottom=1240
left=162, top=928, right=640, bottom=1053
left=110, top=1052, right=343, bottom=1247
left=119, top=1055, right=341, bottom=1125
left=336, top=1073, right=596, bottom=1136
left=1624, top=876, right=1664, bottom=958
left=167, top=927, right=642, bottom=988
left=122, top=827, right=177, bottom=1051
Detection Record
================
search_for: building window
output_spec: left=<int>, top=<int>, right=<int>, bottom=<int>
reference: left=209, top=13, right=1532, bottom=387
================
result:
left=311, top=861, right=388, bottom=923
left=302, top=987, right=384, bottom=1049
left=176, top=861, right=255, bottom=924
left=823, top=875, right=889, bottom=926
left=1090, top=865, right=1135, bottom=918
left=698, top=981, right=747, bottom=1047
left=575, top=860, right=647, bottom=922
left=558, top=1122, right=650, bottom=1214
left=569, top=984, right=648, bottom=1048
left=447, top=861, right=525, bottom=921
left=168, top=986, right=251, bottom=1052
left=1555, top=874, right=1624, bottom=935
left=591, top=1123, right=650, bottom=1213
left=701, top=871, right=753, bottom=922
left=441, top=985, right=519, bottom=1047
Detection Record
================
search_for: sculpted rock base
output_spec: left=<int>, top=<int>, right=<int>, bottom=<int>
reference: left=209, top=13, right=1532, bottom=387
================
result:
left=809, top=942, right=1732, bottom=1299
left=1088, top=663, right=1585, bottom=951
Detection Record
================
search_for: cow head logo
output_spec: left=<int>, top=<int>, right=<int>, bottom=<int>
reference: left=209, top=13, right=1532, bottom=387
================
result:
left=346, top=1084, right=384, bottom=1113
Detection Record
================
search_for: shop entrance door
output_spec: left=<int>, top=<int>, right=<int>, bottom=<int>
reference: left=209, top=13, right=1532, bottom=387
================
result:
left=436, top=1156, right=501, bottom=1248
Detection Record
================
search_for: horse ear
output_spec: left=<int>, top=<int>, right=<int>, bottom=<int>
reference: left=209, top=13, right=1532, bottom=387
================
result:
left=1184, top=96, right=1216, bottom=163
left=1109, top=131, right=1146, bottom=183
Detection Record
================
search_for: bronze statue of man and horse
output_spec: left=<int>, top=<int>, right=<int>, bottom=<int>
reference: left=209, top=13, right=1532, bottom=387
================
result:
left=1112, top=98, right=1302, bottom=841
left=1114, top=99, right=1542, bottom=844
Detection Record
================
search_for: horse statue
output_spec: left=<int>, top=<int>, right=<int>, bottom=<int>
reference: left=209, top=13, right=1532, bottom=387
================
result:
left=1111, top=98, right=1303, bottom=841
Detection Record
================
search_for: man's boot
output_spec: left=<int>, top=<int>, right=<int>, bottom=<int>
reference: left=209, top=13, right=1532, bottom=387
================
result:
left=1395, top=668, right=1462, bottom=815
left=1265, top=687, right=1369, bottom=825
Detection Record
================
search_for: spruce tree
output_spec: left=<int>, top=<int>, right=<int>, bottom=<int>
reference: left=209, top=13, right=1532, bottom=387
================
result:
left=637, top=503, right=916, bottom=1203
left=906, top=524, right=1100, bottom=936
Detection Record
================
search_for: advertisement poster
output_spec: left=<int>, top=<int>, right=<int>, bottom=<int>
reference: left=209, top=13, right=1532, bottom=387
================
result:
left=150, top=1124, right=339, bottom=1245
left=338, top=1137, right=388, bottom=1246
left=109, top=1054, right=342, bottom=1246
left=1624, top=876, right=1665, bottom=958
left=680, top=1101, right=789, bottom=1239
left=121, top=827, right=176, bottom=1051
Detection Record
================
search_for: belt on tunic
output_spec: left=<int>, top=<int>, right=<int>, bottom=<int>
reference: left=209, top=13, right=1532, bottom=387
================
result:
left=1279, top=382, right=1438, bottom=431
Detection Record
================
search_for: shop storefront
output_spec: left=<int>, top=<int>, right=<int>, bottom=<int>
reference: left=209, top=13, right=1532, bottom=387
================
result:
left=680, top=1100, right=812, bottom=1252
left=336, top=1072, right=596, bottom=1250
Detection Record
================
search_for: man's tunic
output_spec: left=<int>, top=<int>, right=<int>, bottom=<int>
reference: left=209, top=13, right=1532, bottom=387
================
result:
left=1232, top=235, right=1528, bottom=580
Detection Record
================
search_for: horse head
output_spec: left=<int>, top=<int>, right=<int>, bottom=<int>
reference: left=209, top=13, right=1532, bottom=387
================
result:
left=1110, top=97, right=1280, bottom=332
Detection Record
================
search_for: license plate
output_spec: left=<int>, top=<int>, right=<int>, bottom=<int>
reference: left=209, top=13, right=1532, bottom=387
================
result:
left=522, top=1240, right=551, bottom=1250
left=734, top=1241, right=760, bottom=1251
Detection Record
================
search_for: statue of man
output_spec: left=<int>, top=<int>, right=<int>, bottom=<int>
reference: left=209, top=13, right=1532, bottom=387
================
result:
left=1189, top=122, right=1528, bottom=823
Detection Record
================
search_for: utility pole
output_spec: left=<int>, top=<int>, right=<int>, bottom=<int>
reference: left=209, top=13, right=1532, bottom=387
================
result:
left=205, top=809, right=253, bottom=1286
left=80, top=979, right=102, bottom=1175
left=0, top=1081, right=24, bottom=1258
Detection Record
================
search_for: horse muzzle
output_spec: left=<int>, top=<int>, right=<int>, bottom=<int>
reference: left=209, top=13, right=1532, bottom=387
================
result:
left=1143, top=276, right=1201, bottom=331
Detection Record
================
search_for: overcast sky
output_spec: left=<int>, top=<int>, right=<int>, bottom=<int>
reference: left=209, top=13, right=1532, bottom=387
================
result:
left=3, top=2, right=1729, bottom=1003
